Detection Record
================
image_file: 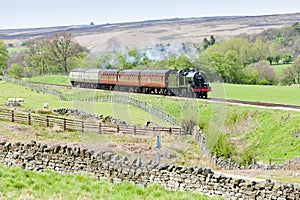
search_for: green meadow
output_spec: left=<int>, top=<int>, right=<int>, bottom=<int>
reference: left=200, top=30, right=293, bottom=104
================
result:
left=0, top=165, right=218, bottom=200
left=211, top=83, right=300, bottom=106
left=0, top=82, right=168, bottom=126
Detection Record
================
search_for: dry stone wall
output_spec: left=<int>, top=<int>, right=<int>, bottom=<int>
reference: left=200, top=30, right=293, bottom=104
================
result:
left=0, top=141, right=299, bottom=200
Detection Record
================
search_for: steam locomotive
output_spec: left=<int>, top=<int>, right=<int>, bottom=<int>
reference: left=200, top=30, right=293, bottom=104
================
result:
left=70, top=68, right=211, bottom=98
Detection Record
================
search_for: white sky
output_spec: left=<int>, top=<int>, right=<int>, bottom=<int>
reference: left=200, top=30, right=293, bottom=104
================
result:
left=1, top=0, right=300, bottom=29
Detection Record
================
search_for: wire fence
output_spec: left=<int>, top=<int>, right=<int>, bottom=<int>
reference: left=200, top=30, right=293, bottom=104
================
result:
left=76, top=94, right=179, bottom=126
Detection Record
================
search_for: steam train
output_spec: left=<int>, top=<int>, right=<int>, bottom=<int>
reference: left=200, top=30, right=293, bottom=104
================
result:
left=70, top=68, right=211, bottom=98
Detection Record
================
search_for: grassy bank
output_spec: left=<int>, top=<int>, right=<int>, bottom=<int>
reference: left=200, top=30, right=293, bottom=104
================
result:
left=131, top=94, right=300, bottom=163
left=0, top=165, right=218, bottom=200
left=221, top=105, right=300, bottom=163
left=0, top=82, right=168, bottom=126
left=2, top=80, right=299, bottom=163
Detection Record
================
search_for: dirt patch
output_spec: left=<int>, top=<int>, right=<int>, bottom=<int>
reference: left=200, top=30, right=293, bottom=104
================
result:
left=4, top=124, right=30, bottom=133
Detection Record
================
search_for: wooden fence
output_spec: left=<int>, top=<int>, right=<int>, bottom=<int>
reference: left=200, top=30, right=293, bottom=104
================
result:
left=0, top=108, right=182, bottom=135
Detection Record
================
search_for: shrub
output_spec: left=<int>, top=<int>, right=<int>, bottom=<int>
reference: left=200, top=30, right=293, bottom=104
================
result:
left=211, top=134, right=234, bottom=159
left=240, top=150, right=253, bottom=166
left=181, top=118, right=197, bottom=135
left=36, top=109, right=53, bottom=115
left=7, top=63, right=24, bottom=79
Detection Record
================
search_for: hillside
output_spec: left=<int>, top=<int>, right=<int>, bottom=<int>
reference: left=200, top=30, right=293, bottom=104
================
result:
left=1, top=13, right=300, bottom=54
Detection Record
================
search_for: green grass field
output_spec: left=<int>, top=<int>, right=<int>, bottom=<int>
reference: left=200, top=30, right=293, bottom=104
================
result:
left=0, top=165, right=218, bottom=200
left=0, top=82, right=169, bottom=126
left=270, top=63, right=291, bottom=77
left=7, top=46, right=28, bottom=55
left=210, top=83, right=300, bottom=106
left=23, top=75, right=71, bottom=85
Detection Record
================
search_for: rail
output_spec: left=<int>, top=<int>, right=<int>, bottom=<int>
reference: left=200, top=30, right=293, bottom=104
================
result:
left=0, top=108, right=182, bottom=135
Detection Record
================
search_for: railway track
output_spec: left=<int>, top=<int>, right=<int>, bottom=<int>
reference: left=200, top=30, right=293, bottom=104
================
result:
left=210, top=98, right=300, bottom=112
left=29, top=81, right=300, bottom=112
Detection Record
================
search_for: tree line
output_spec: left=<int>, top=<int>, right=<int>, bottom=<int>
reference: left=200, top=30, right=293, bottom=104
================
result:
left=2, top=32, right=87, bottom=79
left=1, top=23, right=300, bottom=85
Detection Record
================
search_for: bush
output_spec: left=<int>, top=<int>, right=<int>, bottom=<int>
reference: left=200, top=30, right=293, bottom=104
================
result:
left=181, top=118, right=197, bottom=135
left=7, top=63, right=24, bottom=79
left=211, top=134, right=233, bottom=159
left=240, top=150, right=253, bottom=166
left=36, top=109, right=53, bottom=115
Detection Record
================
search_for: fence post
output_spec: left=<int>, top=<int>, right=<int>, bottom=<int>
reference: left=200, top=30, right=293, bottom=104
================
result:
left=28, top=113, right=31, bottom=125
left=11, top=110, right=14, bottom=122
left=134, top=125, right=136, bottom=135
left=46, top=115, right=49, bottom=127
left=169, top=127, right=172, bottom=134
left=99, top=122, right=102, bottom=134
left=81, top=121, right=84, bottom=133
left=64, top=118, right=66, bottom=131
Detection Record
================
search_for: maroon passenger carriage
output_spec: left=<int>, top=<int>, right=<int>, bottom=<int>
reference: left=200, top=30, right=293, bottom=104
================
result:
left=70, top=68, right=211, bottom=98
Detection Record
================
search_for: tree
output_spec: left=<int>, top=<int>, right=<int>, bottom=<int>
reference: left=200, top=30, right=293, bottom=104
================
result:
left=281, top=53, right=293, bottom=64
left=282, top=59, right=300, bottom=85
left=210, top=35, right=216, bottom=46
left=209, top=52, right=228, bottom=82
left=202, top=35, right=216, bottom=50
left=24, top=37, right=49, bottom=76
left=251, top=39, right=267, bottom=62
left=0, top=40, right=8, bottom=75
left=274, top=55, right=281, bottom=64
left=7, top=63, right=24, bottom=79
left=224, top=50, right=244, bottom=83
left=250, top=61, right=276, bottom=85
left=196, top=51, right=220, bottom=82
left=266, top=56, right=273, bottom=65
left=266, top=41, right=279, bottom=65
left=206, top=37, right=252, bottom=65
left=292, top=22, right=300, bottom=31
left=47, top=32, right=85, bottom=72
